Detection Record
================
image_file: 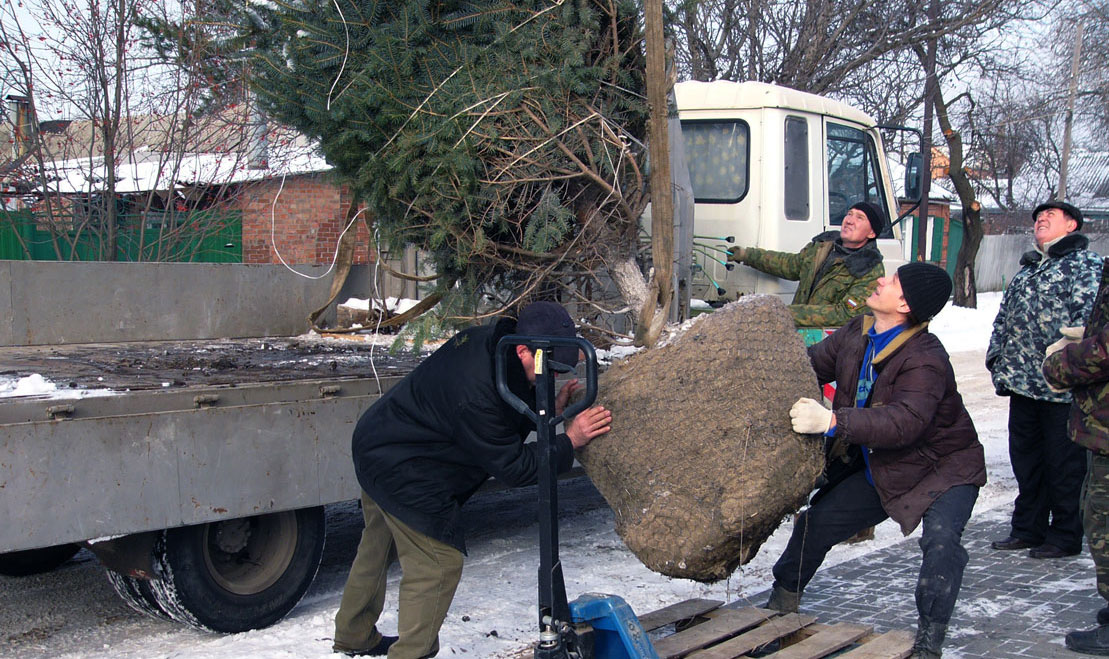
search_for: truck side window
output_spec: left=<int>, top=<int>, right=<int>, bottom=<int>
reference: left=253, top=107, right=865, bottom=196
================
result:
left=784, top=116, right=809, bottom=221
left=680, top=120, right=750, bottom=203
left=826, top=122, right=889, bottom=234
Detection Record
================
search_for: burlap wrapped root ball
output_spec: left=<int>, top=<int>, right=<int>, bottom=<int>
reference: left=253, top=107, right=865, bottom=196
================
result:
left=576, top=295, right=824, bottom=582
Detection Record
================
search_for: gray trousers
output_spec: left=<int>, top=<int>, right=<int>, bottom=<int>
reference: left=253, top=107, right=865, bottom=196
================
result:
left=334, top=492, right=464, bottom=659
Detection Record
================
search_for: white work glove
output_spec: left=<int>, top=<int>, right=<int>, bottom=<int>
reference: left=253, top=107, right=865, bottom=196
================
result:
left=1045, top=326, right=1085, bottom=359
left=1043, top=326, right=1084, bottom=393
left=790, top=397, right=834, bottom=434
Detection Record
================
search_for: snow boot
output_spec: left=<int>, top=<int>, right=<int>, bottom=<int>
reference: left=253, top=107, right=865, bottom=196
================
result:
left=765, top=584, right=801, bottom=613
left=1067, top=625, right=1109, bottom=655
left=910, top=616, right=946, bottom=658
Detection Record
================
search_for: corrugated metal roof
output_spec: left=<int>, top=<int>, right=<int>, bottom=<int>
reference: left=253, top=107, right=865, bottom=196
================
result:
left=1066, top=149, right=1109, bottom=204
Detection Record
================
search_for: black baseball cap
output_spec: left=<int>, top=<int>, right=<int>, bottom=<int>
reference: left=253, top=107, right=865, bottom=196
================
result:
left=516, top=302, right=580, bottom=372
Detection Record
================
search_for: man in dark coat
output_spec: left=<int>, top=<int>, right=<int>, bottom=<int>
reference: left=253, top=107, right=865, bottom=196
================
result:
left=332, top=302, right=612, bottom=658
left=769, top=262, right=986, bottom=659
left=1044, top=258, right=1109, bottom=655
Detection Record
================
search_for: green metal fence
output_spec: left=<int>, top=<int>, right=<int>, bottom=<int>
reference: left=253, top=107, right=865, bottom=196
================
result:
left=0, top=209, right=242, bottom=262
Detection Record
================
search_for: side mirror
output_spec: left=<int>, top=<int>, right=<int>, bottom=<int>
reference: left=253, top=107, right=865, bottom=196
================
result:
left=904, top=152, right=923, bottom=202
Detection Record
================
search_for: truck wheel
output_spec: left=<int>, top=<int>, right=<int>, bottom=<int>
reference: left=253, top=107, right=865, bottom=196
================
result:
left=148, top=507, right=325, bottom=632
left=0, top=543, right=81, bottom=577
left=106, top=570, right=171, bottom=620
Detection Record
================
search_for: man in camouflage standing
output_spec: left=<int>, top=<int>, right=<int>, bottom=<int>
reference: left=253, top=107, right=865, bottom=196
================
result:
left=727, top=201, right=886, bottom=328
left=1044, top=257, right=1109, bottom=655
left=988, top=200, right=1102, bottom=560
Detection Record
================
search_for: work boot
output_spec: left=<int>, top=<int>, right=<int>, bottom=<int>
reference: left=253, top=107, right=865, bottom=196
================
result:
left=1067, top=625, right=1109, bottom=655
left=765, top=584, right=801, bottom=613
left=910, top=616, right=946, bottom=658
left=333, top=635, right=399, bottom=656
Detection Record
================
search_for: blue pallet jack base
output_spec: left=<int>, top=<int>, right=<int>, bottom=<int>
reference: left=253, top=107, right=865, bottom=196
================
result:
left=570, top=592, right=660, bottom=659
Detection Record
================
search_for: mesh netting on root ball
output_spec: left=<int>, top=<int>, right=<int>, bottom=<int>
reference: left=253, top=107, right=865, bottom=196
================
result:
left=577, top=295, right=824, bottom=582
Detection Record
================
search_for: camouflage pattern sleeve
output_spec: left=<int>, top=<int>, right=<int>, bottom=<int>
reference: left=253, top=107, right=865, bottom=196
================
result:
left=1043, top=328, right=1109, bottom=390
left=741, top=244, right=809, bottom=282
left=787, top=261, right=882, bottom=329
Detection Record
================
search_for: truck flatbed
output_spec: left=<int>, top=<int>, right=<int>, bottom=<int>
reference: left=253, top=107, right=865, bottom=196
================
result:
left=0, top=336, right=424, bottom=393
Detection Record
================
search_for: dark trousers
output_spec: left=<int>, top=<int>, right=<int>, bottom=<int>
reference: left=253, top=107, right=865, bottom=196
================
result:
left=772, top=469, right=978, bottom=625
left=1008, top=394, right=1087, bottom=552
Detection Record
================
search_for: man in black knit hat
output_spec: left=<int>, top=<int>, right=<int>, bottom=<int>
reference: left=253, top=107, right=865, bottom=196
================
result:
left=727, top=201, right=887, bottom=328
left=765, top=262, right=986, bottom=659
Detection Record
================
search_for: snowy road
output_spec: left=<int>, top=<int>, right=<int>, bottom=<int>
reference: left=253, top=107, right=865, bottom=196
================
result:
left=0, top=297, right=1019, bottom=658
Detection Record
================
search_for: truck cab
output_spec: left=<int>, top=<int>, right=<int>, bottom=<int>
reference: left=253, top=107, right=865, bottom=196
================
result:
left=674, top=80, right=906, bottom=305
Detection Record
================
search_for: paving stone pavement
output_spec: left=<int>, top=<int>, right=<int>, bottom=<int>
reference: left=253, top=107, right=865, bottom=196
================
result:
left=750, top=506, right=1105, bottom=658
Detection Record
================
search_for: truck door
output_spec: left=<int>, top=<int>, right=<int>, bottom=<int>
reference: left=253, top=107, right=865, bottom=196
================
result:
left=824, top=121, right=892, bottom=236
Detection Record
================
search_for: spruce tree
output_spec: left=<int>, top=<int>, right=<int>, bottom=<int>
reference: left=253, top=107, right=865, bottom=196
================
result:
left=246, top=0, right=649, bottom=324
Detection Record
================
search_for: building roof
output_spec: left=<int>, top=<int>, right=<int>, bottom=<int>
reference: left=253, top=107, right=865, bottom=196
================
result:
left=38, top=143, right=329, bottom=195
left=3, top=107, right=331, bottom=196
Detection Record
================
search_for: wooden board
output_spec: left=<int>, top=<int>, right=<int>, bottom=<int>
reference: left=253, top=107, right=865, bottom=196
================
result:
left=653, top=608, right=778, bottom=658
left=638, top=599, right=914, bottom=659
left=638, top=598, right=725, bottom=632
left=838, top=630, right=915, bottom=659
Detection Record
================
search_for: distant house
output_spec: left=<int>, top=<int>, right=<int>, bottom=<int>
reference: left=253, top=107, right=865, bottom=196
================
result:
left=0, top=98, right=373, bottom=267
left=966, top=149, right=1109, bottom=236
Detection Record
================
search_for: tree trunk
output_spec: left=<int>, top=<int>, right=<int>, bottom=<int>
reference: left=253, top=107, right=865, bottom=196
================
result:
left=953, top=201, right=982, bottom=307
left=641, top=0, right=672, bottom=349
left=929, top=81, right=982, bottom=308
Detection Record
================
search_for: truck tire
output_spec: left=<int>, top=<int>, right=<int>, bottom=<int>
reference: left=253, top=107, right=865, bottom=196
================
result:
left=0, top=543, right=81, bottom=577
left=106, top=570, right=172, bottom=620
left=147, top=507, right=326, bottom=633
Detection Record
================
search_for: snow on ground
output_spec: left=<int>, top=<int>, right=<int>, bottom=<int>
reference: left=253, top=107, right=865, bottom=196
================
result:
left=47, top=293, right=1018, bottom=659
left=0, top=373, right=118, bottom=399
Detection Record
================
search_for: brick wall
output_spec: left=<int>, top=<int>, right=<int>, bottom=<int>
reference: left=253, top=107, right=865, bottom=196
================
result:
left=238, top=173, right=372, bottom=265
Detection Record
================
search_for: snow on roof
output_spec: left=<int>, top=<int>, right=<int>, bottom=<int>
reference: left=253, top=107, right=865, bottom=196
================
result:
left=1066, top=150, right=1109, bottom=210
left=38, top=144, right=331, bottom=195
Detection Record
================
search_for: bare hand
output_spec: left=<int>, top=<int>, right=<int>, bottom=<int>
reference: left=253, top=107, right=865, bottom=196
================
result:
left=555, top=379, right=581, bottom=416
left=566, top=405, right=612, bottom=448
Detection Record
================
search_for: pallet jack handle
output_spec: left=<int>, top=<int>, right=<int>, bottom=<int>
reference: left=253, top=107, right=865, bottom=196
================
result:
left=496, top=335, right=598, bottom=658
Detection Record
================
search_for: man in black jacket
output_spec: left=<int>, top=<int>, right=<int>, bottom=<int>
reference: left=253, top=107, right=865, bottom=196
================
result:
left=332, top=302, right=612, bottom=658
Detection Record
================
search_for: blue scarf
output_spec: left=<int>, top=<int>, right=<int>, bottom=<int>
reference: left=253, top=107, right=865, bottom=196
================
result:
left=855, top=323, right=905, bottom=485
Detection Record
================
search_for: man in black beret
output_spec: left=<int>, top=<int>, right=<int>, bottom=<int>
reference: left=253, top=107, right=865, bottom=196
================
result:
left=987, top=199, right=1101, bottom=560
left=727, top=201, right=887, bottom=328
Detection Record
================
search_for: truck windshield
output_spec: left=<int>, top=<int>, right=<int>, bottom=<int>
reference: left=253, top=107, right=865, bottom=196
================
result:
left=827, top=122, right=889, bottom=234
left=680, top=120, right=750, bottom=203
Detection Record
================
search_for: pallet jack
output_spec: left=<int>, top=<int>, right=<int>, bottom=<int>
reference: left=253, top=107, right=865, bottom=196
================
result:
left=497, top=334, right=659, bottom=659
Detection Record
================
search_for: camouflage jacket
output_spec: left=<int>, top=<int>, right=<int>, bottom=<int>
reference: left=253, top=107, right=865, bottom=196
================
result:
left=741, top=231, right=883, bottom=328
left=1043, top=258, right=1109, bottom=454
left=987, top=233, right=1102, bottom=403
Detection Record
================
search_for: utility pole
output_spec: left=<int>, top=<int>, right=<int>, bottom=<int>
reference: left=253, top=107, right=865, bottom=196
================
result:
left=644, top=0, right=673, bottom=325
left=917, top=0, right=939, bottom=262
left=1059, top=19, right=1084, bottom=200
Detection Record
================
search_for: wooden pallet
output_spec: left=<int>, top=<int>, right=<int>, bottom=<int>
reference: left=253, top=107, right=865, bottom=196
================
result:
left=640, top=598, right=914, bottom=659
